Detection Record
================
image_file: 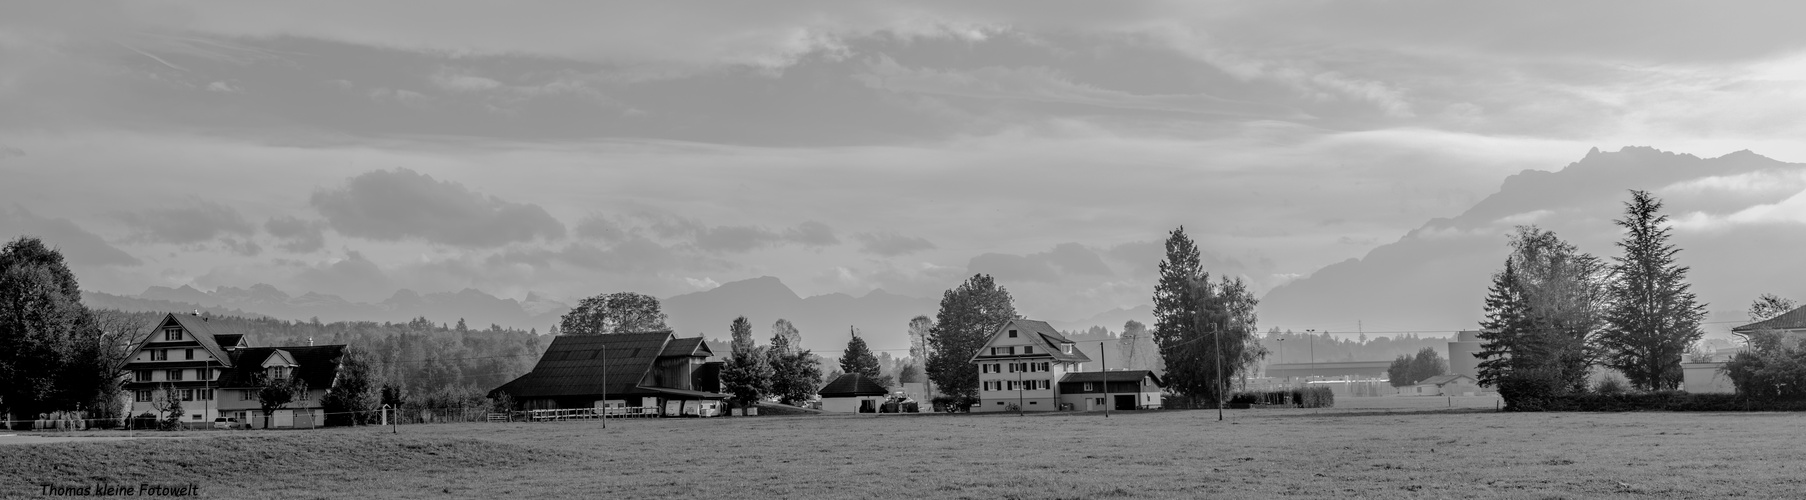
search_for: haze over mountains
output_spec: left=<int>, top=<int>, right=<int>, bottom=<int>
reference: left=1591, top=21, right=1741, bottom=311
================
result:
left=1261, top=147, right=1806, bottom=337
left=83, top=147, right=1805, bottom=350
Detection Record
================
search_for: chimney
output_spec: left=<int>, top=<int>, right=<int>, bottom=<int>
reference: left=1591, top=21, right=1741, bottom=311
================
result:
left=193, top=309, right=200, bottom=316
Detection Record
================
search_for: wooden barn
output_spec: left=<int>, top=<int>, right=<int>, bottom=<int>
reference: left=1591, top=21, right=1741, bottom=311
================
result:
left=490, top=331, right=725, bottom=417
left=817, top=373, right=890, bottom=413
left=1057, top=370, right=1165, bottom=411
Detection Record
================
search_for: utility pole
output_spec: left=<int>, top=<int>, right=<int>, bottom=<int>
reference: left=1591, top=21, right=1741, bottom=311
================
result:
left=1215, top=318, right=1224, bottom=422
left=1015, top=361, right=1024, bottom=417
left=601, top=344, right=607, bottom=429
left=1100, top=341, right=1110, bottom=418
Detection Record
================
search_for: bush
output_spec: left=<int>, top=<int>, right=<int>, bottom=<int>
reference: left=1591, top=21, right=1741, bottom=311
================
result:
left=1592, top=375, right=1628, bottom=395
left=1507, top=391, right=1806, bottom=412
left=1222, top=387, right=1335, bottom=409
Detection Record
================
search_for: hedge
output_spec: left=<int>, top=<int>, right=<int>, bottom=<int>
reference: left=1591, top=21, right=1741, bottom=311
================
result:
left=1225, top=387, right=1335, bottom=408
left=1508, top=392, right=1806, bottom=412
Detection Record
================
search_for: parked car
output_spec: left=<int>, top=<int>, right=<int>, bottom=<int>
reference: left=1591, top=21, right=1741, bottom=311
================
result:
left=212, top=417, right=238, bottom=429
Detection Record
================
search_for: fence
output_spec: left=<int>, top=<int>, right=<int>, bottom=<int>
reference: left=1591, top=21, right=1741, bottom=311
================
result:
left=521, top=407, right=659, bottom=422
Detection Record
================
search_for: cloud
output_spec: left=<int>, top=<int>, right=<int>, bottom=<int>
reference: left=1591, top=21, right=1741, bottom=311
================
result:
left=264, top=216, right=327, bottom=253
left=621, top=211, right=837, bottom=253
left=290, top=250, right=391, bottom=300
left=854, top=55, right=1303, bottom=118
left=784, top=221, right=840, bottom=247
left=0, top=205, right=140, bottom=266
left=115, top=198, right=256, bottom=244
left=968, top=242, right=1113, bottom=283
left=310, top=168, right=566, bottom=248
left=573, top=214, right=628, bottom=241
left=854, top=232, right=935, bottom=256
left=221, top=238, right=262, bottom=257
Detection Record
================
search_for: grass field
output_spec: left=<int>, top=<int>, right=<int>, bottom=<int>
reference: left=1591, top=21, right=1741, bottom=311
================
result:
left=4, top=400, right=1803, bottom=499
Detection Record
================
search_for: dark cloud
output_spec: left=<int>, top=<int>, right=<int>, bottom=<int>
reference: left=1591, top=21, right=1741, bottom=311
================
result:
left=487, top=236, right=717, bottom=275
left=116, top=198, right=255, bottom=245
left=310, top=168, right=566, bottom=248
left=854, top=232, right=936, bottom=256
left=264, top=216, right=327, bottom=253
left=0, top=205, right=140, bottom=266
left=968, top=242, right=1113, bottom=283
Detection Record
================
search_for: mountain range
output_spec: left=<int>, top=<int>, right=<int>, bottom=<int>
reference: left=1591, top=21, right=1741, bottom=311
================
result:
left=83, top=147, right=1799, bottom=353
left=1259, top=147, right=1806, bottom=337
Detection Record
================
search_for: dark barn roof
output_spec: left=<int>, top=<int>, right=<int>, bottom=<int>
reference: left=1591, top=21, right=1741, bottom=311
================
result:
left=818, top=373, right=889, bottom=398
left=492, top=331, right=717, bottom=400
left=1060, top=370, right=1163, bottom=386
left=216, top=345, right=347, bottom=389
left=1734, top=305, right=1806, bottom=333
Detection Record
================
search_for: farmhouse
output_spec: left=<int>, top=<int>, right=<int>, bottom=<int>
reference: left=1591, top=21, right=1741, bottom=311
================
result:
left=122, top=312, right=346, bottom=428
left=1402, top=374, right=1480, bottom=396
left=969, top=318, right=1092, bottom=412
left=490, top=331, right=725, bottom=417
left=1058, top=370, right=1165, bottom=411
left=817, top=373, right=890, bottom=412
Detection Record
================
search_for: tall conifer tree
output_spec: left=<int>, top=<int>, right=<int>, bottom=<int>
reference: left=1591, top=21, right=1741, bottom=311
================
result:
left=1599, top=190, right=1706, bottom=391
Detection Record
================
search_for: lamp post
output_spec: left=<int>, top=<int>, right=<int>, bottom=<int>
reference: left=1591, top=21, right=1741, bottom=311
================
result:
left=1100, top=341, right=1110, bottom=418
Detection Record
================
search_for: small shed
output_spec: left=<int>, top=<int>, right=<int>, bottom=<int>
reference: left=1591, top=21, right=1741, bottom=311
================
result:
left=818, top=374, right=889, bottom=413
left=1407, top=374, right=1480, bottom=396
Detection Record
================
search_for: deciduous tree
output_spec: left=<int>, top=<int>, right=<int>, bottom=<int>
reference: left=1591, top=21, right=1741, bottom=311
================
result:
left=1476, top=226, right=1606, bottom=407
left=1599, top=191, right=1706, bottom=391
left=320, top=346, right=382, bottom=426
left=253, top=373, right=309, bottom=429
left=0, top=237, right=102, bottom=424
left=926, top=274, right=1016, bottom=404
left=557, top=292, right=669, bottom=335
left=765, top=319, right=821, bottom=406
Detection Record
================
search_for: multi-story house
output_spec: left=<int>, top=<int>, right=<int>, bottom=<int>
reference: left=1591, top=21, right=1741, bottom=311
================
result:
left=121, top=312, right=345, bottom=428
left=969, top=319, right=1092, bottom=412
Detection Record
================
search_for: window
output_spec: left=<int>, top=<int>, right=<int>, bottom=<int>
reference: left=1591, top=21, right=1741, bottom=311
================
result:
left=1023, top=346, right=1033, bottom=354
left=167, top=369, right=183, bottom=381
left=1008, top=329, right=1018, bottom=338
left=185, top=349, right=195, bottom=360
left=197, top=368, right=212, bottom=380
left=135, top=370, right=152, bottom=382
left=268, top=366, right=290, bottom=380
left=1084, top=382, right=1093, bottom=391
left=179, top=389, right=194, bottom=401
left=191, top=414, right=203, bottom=421
left=151, top=349, right=168, bottom=361
left=1095, top=398, right=1105, bottom=405
left=1007, top=363, right=1014, bottom=373
left=1040, top=362, right=1049, bottom=371
left=241, top=390, right=254, bottom=401
left=135, top=390, right=152, bottom=402
left=163, top=328, right=183, bottom=341
left=195, top=389, right=213, bottom=401
left=1063, top=343, right=1073, bottom=354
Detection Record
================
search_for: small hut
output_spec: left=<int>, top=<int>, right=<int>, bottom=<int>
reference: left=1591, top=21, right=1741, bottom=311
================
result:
left=818, top=373, right=889, bottom=413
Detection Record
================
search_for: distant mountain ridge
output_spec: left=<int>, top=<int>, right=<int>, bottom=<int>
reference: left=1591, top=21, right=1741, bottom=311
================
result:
left=1260, top=146, right=1806, bottom=336
left=85, top=284, right=572, bottom=332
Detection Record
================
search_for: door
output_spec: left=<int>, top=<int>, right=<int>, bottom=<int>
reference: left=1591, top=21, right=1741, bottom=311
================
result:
left=1114, top=395, right=1136, bottom=411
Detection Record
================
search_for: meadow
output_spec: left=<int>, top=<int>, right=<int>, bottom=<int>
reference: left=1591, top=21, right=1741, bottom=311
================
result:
left=3, top=398, right=1801, bottom=499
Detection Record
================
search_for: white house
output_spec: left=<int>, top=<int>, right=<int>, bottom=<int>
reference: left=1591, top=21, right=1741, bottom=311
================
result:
left=817, top=373, right=889, bottom=413
left=1402, top=374, right=1480, bottom=396
left=969, top=319, right=1092, bottom=412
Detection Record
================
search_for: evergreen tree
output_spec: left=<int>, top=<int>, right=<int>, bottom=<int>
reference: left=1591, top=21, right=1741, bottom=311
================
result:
left=926, top=274, right=1017, bottom=404
left=320, top=345, right=383, bottom=426
left=1150, top=227, right=1256, bottom=405
left=1476, top=226, right=1606, bottom=407
left=1599, top=191, right=1707, bottom=391
left=720, top=316, right=771, bottom=407
left=839, top=327, right=885, bottom=387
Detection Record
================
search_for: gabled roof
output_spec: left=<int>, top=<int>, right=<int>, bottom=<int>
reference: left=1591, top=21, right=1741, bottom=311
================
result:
left=1417, top=374, right=1475, bottom=386
left=968, top=319, right=1093, bottom=363
left=216, top=345, right=347, bottom=389
left=491, top=331, right=711, bottom=399
left=660, top=337, right=712, bottom=358
left=1733, top=305, right=1806, bottom=333
left=212, top=334, right=249, bottom=350
left=817, top=373, right=889, bottom=398
left=1059, top=370, right=1164, bottom=386
left=161, top=313, right=235, bottom=366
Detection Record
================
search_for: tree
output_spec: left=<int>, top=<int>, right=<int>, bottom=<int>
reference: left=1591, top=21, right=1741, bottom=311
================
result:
left=926, top=274, right=1016, bottom=404
left=1389, top=347, right=1447, bottom=386
left=0, top=237, right=100, bottom=424
left=1598, top=191, right=1707, bottom=391
left=320, top=346, right=382, bottom=426
left=1750, top=294, right=1797, bottom=322
left=719, top=316, right=771, bottom=408
left=1151, top=227, right=1257, bottom=405
left=840, top=327, right=890, bottom=388
left=1475, top=226, right=1607, bottom=407
left=253, top=372, right=309, bottom=429
left=765, top=319, right=822, bottom=406
left=149, top=384, right=184, bottom=430
left=557, top=292, right=669, bottom=335
left=906, top=316, right=933, bottom=363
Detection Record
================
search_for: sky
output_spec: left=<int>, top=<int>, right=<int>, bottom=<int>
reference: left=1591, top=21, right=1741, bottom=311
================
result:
left=4, top=1, right=1806, bottom=326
